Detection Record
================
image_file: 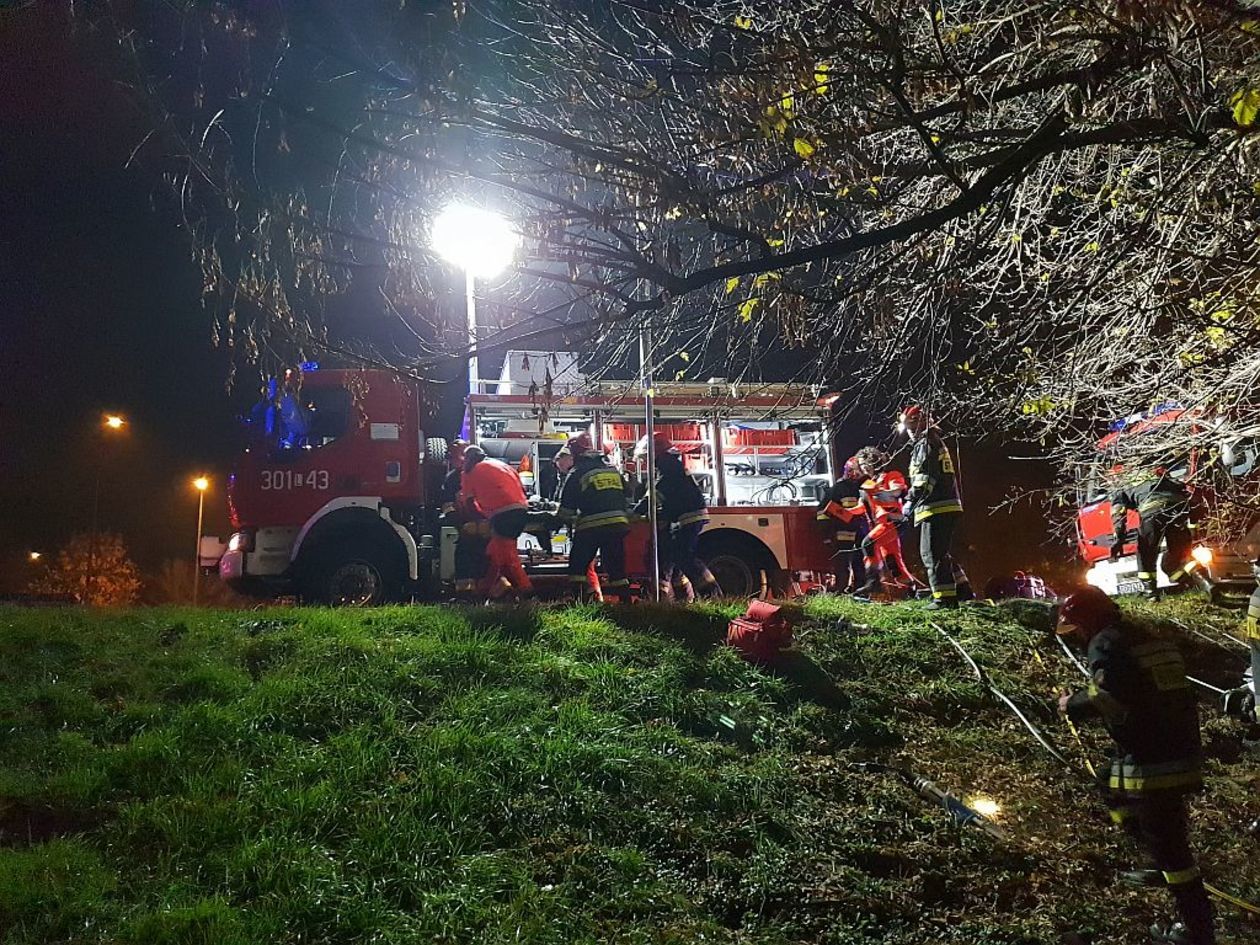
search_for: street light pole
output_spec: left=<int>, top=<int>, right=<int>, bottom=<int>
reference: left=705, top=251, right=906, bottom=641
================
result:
left=640, top=321, right=661, bottom=602
left=465, top=268, right=478, bottom=397
left=192, top=477, right=209, bottom=606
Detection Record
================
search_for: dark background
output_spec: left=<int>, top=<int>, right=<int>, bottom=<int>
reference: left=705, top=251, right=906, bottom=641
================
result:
left=0, top=3, right=1075, bottom=594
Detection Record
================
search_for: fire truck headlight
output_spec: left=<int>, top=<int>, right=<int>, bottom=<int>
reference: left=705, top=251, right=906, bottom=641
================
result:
left=228, top=531, right=255, bottom=554
left=1191, top=546, right=1213, bottom=568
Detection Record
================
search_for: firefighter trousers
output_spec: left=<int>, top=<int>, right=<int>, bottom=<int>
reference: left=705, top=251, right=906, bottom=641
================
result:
left=570, top=525, right=630, bottom=601
left=1110, top=792, right=1214, bottom=944
left=452, top=527, right=488, bottom=595
left=1137, top=507, right=1193, bottom=594
left=919, top=512, right=959, bottom=601
left=669, top=522, right=718, bottom=599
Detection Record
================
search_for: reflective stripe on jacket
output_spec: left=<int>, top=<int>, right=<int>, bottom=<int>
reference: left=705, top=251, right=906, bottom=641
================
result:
left=1065, top=623, right=1202, bottom=798
left=908, top=431, right=963, bottom=524
left=558, top=455, right=629, bottom=531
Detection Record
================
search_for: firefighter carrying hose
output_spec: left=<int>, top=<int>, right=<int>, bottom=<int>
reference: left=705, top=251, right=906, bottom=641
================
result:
left=1056, top=587, right=1214, bottom=945
left=854, top=446, right=922, bottom=597
left=441, top=440, right=487, bottom=597
left=459, top=446, right=534, bottom=599
left=635, top=433, right=718, bottom=601
left=900, top=406, right=969, bottom=609
left=1109, top=460, right=1201, bottom=600
left=816, top=457, right=869, bottom=594
left=558, top=432, right=632, bottom=602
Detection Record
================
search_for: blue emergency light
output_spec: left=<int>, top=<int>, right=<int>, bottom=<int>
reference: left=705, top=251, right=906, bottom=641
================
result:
left=300, top=361, right=320, bottom=372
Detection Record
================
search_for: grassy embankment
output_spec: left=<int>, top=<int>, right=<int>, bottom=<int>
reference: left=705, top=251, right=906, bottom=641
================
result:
left=1, top=596, right=1256, bottom=944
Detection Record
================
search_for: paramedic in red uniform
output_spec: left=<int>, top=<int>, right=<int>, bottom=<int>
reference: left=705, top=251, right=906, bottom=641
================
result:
left=854, top=446, right=921, bottom=596
left=459, top=446, right=534, bottom=599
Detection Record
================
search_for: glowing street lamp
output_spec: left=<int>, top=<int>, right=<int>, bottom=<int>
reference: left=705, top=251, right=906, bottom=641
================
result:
left=104, top=414, right=126, bottom=431
left=28, top=551, right=42, bottom=563
left=88, top=413, right=129, bottom=603
left=431, top=203, right=519, bottom=397
left=192, top=476, right=210, bottom=606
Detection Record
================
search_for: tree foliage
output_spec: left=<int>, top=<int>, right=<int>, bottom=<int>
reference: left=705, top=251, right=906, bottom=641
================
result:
left=31, top=533, right=143, bottom=607
left=94, top=1, right=1260, bottom=504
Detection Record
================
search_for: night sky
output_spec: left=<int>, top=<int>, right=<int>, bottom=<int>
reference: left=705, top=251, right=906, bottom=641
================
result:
left=0, top=4, right=1075, bottom=593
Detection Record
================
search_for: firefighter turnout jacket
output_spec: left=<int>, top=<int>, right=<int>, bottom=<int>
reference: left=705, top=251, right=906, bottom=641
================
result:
left=558, top=454, right=630, bottom=531
left=816, top=477, right=867, bottom=541
left=1066, top=622, right=1203, bottom=798
left=460, top=458, right=529, bottom=518
left=908, top=430, right=963, bottom=524
left=656, top=454, right=709, bottom=528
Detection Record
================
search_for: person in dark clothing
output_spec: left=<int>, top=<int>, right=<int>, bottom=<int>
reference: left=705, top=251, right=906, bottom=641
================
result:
left=901, top=406, right=967, bottom=608
left=636, top=436, right=718, bottom=600
left=816, top=457, right=869, bottom=594
left=1109, top=465, right=1200, bottom=600
left=440, top=441, right=487, bottom=597
left=1057, top=588, right=1213, bottom=945
left=558, top=433, right=631, bottom=602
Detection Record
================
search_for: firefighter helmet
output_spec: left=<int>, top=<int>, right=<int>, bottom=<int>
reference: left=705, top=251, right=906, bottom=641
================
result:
left=898, top=405, right=927, bottom=434
left=566, top=431, right=596, bottom=456
left=634, top=432, right=677, bottom=459
left=1056, top=586, right=1120, bottom=638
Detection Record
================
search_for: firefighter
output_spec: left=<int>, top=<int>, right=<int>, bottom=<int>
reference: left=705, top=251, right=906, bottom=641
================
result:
left=440, top=440, right=487, bottom=597
left=459, top=445, right=534, bottom=599
left=1109, top=462, right=1199, bottom=601
left=558, top=432, right=632, bottom=602
left=1056, top=587, right=1214, bottom=945
left=854, top=446, right=922, bottom=596
left=635, top=433, right=718, bottom=601
left=816, top=456, right=869, bottom=594
left=900, top=406, right=967, bottom=609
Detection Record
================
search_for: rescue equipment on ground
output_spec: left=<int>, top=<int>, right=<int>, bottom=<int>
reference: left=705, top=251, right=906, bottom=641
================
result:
left=726, top=600, right=793, bottom=664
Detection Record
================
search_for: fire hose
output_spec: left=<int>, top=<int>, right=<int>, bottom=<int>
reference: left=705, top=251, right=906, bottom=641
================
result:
left=852, top=761, right=1007, bottom=841
left=932, top=622, right=1260, bottom=919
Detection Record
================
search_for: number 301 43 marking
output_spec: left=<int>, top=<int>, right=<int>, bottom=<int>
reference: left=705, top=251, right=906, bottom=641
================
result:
left=261, top=470, right=330, bottom=490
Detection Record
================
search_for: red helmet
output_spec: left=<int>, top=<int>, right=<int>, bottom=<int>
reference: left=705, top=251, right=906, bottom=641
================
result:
left=1056, top=587, right=1120, bottom=637
left=566, top=431, right=595, bottom=456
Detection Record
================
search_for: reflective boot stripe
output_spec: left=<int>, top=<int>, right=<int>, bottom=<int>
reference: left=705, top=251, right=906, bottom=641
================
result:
left=1163, top=866, right=1201, bottom=885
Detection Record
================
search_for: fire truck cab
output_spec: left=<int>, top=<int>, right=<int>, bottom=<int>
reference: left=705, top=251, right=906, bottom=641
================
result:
left=219, top=355, right=840, bottom=603
left=1076, top=407, right=1260, bottom=603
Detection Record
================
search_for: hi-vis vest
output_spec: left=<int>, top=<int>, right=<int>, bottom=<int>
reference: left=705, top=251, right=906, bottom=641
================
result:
left=909, top=431, right=963, bottom=524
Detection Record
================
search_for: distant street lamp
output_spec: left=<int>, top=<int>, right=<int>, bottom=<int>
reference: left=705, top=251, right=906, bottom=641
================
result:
left=28, top=551, right=42, bottom=563
left=87, top=412, right=128, bottom=604
left=192, top=476, right=209, bottom=606
left=431, top=203, right=519, bottom=397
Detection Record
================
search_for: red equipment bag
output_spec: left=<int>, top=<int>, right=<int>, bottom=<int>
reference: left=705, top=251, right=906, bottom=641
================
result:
left=726, top=600, right=793, bottom=664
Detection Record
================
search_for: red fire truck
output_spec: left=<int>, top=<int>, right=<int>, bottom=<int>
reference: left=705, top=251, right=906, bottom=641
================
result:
left=1075, top=406, right=1260, bottom=602
left=218, top=357, right=840, bottom=604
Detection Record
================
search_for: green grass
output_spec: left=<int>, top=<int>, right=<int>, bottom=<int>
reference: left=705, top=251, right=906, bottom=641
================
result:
left=0, top=597, right=1256, bottom=944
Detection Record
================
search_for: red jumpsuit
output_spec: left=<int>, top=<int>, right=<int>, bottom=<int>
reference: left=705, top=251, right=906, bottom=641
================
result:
left=861, top=470, right=920, bottom=589
left=460, top=458, right=534, bottom=597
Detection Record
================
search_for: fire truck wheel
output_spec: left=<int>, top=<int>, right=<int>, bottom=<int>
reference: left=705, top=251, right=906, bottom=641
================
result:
left=303, top=540, right=403, bottom=607
left=703, top=543, right=778, bottom=599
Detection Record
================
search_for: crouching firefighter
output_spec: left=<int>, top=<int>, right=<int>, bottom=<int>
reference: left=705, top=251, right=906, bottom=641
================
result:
left=559, top=432, right=632, bottom=602
left=900, top=406, right=970, bottom=608
left=1109, top=462, right=1201, bottom=601
left=636, top=434, right=718, bottom=601
left=816, top=457, right=869, bottom=594
left=441, top=440, right=487, bottom=597
left=1056, top=587, right=1214, bottom=945
left=459, top=446, right=534, bottom=600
